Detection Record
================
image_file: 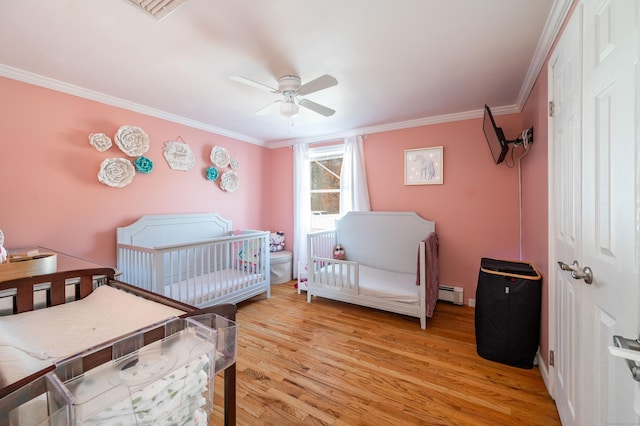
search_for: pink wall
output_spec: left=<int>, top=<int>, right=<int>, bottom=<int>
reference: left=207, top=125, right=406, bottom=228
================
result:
left=365, top=120, right=524, bottom=296
left=0, top=77, right=272, bottom=266
left=268, top=147, right=294, bottom=250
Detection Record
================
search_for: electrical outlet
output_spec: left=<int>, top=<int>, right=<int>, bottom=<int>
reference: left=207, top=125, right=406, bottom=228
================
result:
left=468, top=298, right=476, bottom=307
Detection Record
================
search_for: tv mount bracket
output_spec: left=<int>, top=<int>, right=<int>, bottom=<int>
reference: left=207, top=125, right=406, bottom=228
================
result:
left=506, top=127, right=534, bottom=146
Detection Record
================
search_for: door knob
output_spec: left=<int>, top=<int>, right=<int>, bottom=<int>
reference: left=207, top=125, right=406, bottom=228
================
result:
left=557, top=260, right=593, bottom=284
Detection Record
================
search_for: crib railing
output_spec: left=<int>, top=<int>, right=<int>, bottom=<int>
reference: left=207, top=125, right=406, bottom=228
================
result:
left=307, top=229, right=359, bottom=294
left=307, top=229, right=336, bottom=260
left=117, top=230, right=269, bottom=306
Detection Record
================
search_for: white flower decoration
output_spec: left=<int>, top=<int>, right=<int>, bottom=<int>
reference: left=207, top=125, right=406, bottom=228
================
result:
left=89, top=133, right=112, bottom=152
left=98, top=158, right=135, bottom=188
left=210, top=146, right=230, bottom=168
left=114, top=125, right=150, bottom=157
left=230, top=158, right=240, bottom=170
left=220, top=170, right=239, bottom=192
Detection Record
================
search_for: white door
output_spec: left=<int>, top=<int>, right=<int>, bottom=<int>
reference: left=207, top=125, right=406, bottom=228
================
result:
left=551, top=0, right=640, bottom=424
left=550, top=5, right=583, bottom=424
left=580, top=0, right=639, bottom=422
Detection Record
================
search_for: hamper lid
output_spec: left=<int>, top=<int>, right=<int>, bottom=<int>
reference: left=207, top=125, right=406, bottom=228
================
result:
left=480, top=257, right=540, bottom=279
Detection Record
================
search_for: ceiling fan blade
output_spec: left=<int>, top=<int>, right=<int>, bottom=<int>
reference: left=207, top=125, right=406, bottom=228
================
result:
left=230, top=75, right=279, bottom=93
left=255, top=99, right=282, bottom=115
left=297, top=74, right=338, bottom=95
left=298, top=98, right=335, bottom=117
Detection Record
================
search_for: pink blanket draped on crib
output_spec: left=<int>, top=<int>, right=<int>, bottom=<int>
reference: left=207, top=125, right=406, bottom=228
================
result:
left=416, top=232, right=439, bottom=317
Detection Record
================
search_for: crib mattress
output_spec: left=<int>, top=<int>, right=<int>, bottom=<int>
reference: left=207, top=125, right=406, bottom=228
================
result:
left=164, top=268, right=266, bottom=305
left=358, top=265, right=419, bottom=303
left=320, top=264, right=419, bottom=303
left=0, top=285, right=185, bottom=390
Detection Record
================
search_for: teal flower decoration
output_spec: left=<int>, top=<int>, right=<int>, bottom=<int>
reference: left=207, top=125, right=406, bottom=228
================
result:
left=206, top=166, right=219, bottom=181
left=134, top=156, right=154, bottom=174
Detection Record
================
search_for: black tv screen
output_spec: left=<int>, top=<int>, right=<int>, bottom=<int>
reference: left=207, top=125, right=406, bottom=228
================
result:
left=483, top=104, right=508, bottom=164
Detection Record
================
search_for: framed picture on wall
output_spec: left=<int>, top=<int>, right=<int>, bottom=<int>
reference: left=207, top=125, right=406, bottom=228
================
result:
left=404, top=146, right=443, bottom=185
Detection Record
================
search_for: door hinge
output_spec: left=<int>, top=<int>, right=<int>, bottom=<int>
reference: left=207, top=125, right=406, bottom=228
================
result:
left=549, top=350, right=555, bottom=366
left=548, top=101, right=555, bottom=117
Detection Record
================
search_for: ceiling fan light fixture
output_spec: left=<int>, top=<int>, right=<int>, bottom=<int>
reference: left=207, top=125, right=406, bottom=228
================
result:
left=280, top=101, right=299, bottom=118
left=232, top=73, right=337, bottom=118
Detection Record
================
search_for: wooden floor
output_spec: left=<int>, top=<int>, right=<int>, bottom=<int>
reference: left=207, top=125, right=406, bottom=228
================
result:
left=211, top=282, right=560, bottom=425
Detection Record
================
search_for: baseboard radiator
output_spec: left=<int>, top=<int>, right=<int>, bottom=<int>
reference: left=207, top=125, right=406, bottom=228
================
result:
left=438, top=285, right=464, bottom=305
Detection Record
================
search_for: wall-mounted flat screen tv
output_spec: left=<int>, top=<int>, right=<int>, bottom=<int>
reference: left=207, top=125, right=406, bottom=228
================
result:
left=483, top=104, right=508, bottom=164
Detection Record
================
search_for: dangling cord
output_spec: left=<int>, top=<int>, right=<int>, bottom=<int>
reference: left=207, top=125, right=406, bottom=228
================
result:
left=287, top=117, right=295, bottom=135
left=517, top=129, right=531, bottom=259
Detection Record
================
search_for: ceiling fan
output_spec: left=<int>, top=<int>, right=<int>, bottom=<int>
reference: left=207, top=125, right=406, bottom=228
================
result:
left=230, top=74, right=338, bottom=118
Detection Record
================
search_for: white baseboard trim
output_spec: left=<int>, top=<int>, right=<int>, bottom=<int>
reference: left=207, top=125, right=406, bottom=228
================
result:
left=537, top=352, right=554, bottom=399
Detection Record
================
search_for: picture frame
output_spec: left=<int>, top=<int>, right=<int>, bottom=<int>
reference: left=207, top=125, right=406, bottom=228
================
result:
left=404, top=146, right=443, bottom=185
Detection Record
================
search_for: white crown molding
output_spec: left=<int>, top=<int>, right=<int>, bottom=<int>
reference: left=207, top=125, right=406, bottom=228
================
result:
left=269, top=110, right=483, bottom=148
left=0, top=64, right=265, bottom=147
left=270, top=105, right=520, bottom=149
left=516, top=0, right=575, bottom=110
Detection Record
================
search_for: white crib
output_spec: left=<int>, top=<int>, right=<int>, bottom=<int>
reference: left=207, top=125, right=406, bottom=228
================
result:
left=117, top=213, right=270, bottom=308
left=306, top=211, right=438, bottom=329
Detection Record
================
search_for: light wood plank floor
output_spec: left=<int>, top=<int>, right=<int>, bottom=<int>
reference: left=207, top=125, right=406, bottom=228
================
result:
left=212, top=282, right=560, bottom=425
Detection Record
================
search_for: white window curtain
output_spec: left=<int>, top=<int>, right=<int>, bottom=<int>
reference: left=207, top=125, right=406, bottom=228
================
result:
left=293, top=143, right=311, bottom=277
left=340, top=135, right=370, bottom=215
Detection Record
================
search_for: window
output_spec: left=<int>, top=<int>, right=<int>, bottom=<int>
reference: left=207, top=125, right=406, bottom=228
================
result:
left=309, top=145, right=343, bottom=230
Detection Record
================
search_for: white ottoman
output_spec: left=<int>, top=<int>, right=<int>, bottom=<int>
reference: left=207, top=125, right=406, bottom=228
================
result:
left=270, top=250, right=292, bottom=284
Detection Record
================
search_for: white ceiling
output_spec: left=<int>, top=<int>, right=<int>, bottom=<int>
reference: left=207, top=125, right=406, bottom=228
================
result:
left=0, top=0, right=570, bottom=147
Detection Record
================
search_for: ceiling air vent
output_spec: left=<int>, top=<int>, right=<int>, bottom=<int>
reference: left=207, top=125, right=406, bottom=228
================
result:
left=126, top=0, right=187, bottom=21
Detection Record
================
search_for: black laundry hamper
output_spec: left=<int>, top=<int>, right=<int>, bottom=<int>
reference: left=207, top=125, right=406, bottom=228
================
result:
left=475, top=258, right=542, bottom=369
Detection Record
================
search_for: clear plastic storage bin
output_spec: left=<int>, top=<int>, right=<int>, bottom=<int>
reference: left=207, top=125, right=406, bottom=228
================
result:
left=0, top=314, right=238, bottom=425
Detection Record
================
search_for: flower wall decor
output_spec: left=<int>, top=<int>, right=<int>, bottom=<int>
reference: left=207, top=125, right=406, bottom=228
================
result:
left=205, top=145, right=241, bottom=192
left=134, top=156, right=154, bottom=174
left=88, top=129, right=243, bottom=191
left=98, top=158, right=136, bottom=188
left=89, top=133, right=112, bottom=152
left=210, top=146, right=230, bottom=168
left=114, top=125, right=150, bottom=157
left=89, top=125, right=153, bottom=188
left=220, top=170, right=239, bottom=192
left=206, top=166, right=219, bottom=181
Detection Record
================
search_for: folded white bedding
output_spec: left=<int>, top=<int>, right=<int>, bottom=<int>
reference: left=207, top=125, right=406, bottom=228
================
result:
left=0, top=285, right=186, bottom=390
left=81, top=355, right=210, bottom=426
